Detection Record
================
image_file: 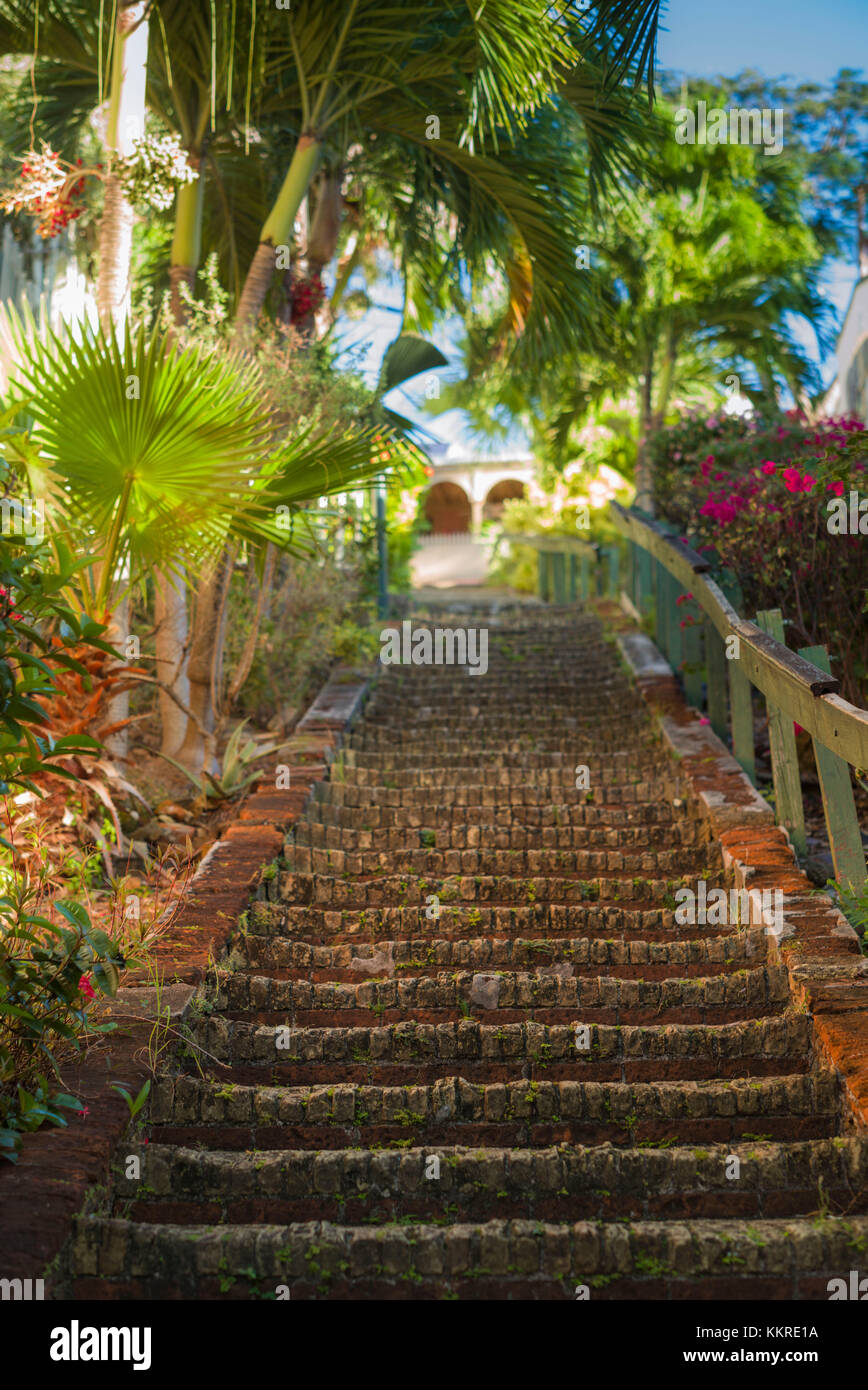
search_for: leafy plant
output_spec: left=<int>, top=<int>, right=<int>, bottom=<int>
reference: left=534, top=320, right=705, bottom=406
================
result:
left=155, top=719, right=291, bottom=804
left=111, top=1078, right=151, bottom=1120
left=0, top=885, right=126, bottom=1162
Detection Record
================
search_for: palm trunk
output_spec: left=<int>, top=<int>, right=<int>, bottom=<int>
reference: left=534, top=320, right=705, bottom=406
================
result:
left=96, top=1, right=149, bottom=332
left=297, top=169, right=343, bottom=337
left=97, top=177, right=136, bottom=333
left=169, top=159, right=205, bottom=325
left=225, top=546, right=276, bottom=709
left=96, top=2, right=148, bottom=759
left=154, top=570, right=189, bottom=756
left=232, top=134, right=322, bottom=343
left=174, top=551, right=233, bottom=775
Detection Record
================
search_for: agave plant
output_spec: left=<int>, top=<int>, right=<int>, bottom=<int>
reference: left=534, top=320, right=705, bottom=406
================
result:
left=156, top=720, right=290, bottom=805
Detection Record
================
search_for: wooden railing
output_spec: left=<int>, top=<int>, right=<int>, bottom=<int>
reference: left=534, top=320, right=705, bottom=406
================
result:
left=515, top=507, right=868, bottom=891
left=503, top=531, right=620, bottom=603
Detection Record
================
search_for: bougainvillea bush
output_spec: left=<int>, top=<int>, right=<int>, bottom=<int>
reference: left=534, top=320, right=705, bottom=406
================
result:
left=647, top=410, right=868, bottom=704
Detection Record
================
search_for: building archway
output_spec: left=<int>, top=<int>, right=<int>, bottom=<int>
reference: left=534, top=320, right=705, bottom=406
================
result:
left=483, top=478, right=525, bottom=522
left=423, top=481, right=472, bottom=534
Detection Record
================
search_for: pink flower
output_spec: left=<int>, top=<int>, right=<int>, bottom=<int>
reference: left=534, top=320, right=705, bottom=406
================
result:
left=76, top=1106, right=90, bottom=1118
left=782, top=468, right=803, bottom=493
left=800, top=473, right=817, bottom=492
left=761, top=460, right=776, bottom=475
left=827, top=480, right=844, bottom=497
left=78, top=974, right=96, bottom=1000
left=699, top=717, right=710, bottom=725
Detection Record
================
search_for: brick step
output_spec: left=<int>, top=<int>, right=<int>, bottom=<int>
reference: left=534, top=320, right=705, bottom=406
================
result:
left=115, top=1137, right=867, bottom=1227
left=276, top=871, right=730, bottom=910
left=289, top=821, right=710, bottom=852
left=247, top=902, right=752, bottom=943
left=210, top=965, right=789, bottom=1028
left=66, top=1213, right=868, bottom=1300
left=147, top=1072, right=836, bottom=1142
left=319, top=783, right=684, bottom=808
left=365, top=681, right=635, bottom=701
left=231, top=927, right=767, bottom=979
left=179, top=1014, right=814, bottom=1083
left=358, top=713, right=650, bottom=736
left=351, top=723, right=654, bottom=746
left=361, top=704, right=645, bottom=724
left=335, top=766, right=675, bottom=791
left=281, top=845, right=719, bottom=879
left=305, top=802, right=692, bottom=830
left=341, top=743, right=663, bottom=768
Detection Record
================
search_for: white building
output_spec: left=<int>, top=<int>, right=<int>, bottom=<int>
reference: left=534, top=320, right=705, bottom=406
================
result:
left=823, top=277, right=868, bottom=421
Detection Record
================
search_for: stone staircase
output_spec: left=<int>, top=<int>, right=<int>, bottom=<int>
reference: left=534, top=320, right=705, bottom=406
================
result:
left=64, top=605, right=868, bottom=1299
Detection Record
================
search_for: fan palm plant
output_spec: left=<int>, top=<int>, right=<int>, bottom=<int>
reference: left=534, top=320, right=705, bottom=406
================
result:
left=0, top=306, right=416, bottom=767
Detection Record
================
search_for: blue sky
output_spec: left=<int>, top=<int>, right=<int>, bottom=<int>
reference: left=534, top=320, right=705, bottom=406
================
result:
left=340, top=2, right=866, bottom=457
left=657, top=0, right=868, bottom=86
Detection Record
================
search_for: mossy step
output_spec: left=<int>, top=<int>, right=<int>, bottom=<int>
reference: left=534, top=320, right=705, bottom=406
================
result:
left=282, top=845, right=717, bottom=879
left=117, top=1137, right=868, bottom=1223
left=276, top=870, right=729, bottom=910
left=67, top=1214, right=868, bottom=1300
left=181, top=1013, right=813, bottom=1070
left=211, top=964, right=788, bottom=1020
left=247, top=901, right=762, bottom=944
left=292, top=820, right=709, bottom=853
left=232, top=926, right=767, bottom=975
left=148, top=1073, right=837, bottom=1131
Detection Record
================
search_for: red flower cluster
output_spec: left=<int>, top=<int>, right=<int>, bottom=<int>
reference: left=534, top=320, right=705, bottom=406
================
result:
left=290, top=273, right=325, bottom=322
left=5, top=150, right=91, bottom=239
left=0, top=583, right=23, bottom=622
left=694, top=417, right=865, bottom=528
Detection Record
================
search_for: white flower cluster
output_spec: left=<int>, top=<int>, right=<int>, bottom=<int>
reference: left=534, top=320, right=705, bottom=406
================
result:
left=116, top=133, right=198, bottom=211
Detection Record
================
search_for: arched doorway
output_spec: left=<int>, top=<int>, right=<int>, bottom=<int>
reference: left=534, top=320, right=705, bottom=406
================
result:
left=424, top=481, right=472, bottom=534
left=483, top=478, right=525, bottom=522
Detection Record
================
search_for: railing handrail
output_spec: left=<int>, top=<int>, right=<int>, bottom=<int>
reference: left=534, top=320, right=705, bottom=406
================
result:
left=608, top=501, right=868, bottom=770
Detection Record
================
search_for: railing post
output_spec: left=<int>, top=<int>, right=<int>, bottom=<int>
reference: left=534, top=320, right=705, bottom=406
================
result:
left=798, top=645, right=866, bottom=891
left=681, top=599, right=704, bottom=708
left=569, top=552, right=578, bottom=601
left=638, top=547, right=653, bottom=618
left=654, top=559, right=667, bottom=655
left=718, top=575, right=756, bottom=786
left=625, top=539, right=634, bottom=607
left=607, top=545, right=620, bottom=599
left=580, top=552, right=590, bottom=602
left=756, top=608, right=807, bottom=857
left=552, top=550, right=567, bottom=604
left=705, top=617, right=729, bottom=741
left=537, top=549, right=547, bottom=601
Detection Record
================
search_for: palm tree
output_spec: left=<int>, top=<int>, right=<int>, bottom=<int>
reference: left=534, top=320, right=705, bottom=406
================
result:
left=231, top=0, right=664, bottom=341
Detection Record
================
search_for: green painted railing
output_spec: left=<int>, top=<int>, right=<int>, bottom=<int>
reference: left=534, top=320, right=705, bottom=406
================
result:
left=503, top=532, right=621, bottom=603
left=609, top=502, right=867, bottom=892
left=511, top=509, right=868, bottom=891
